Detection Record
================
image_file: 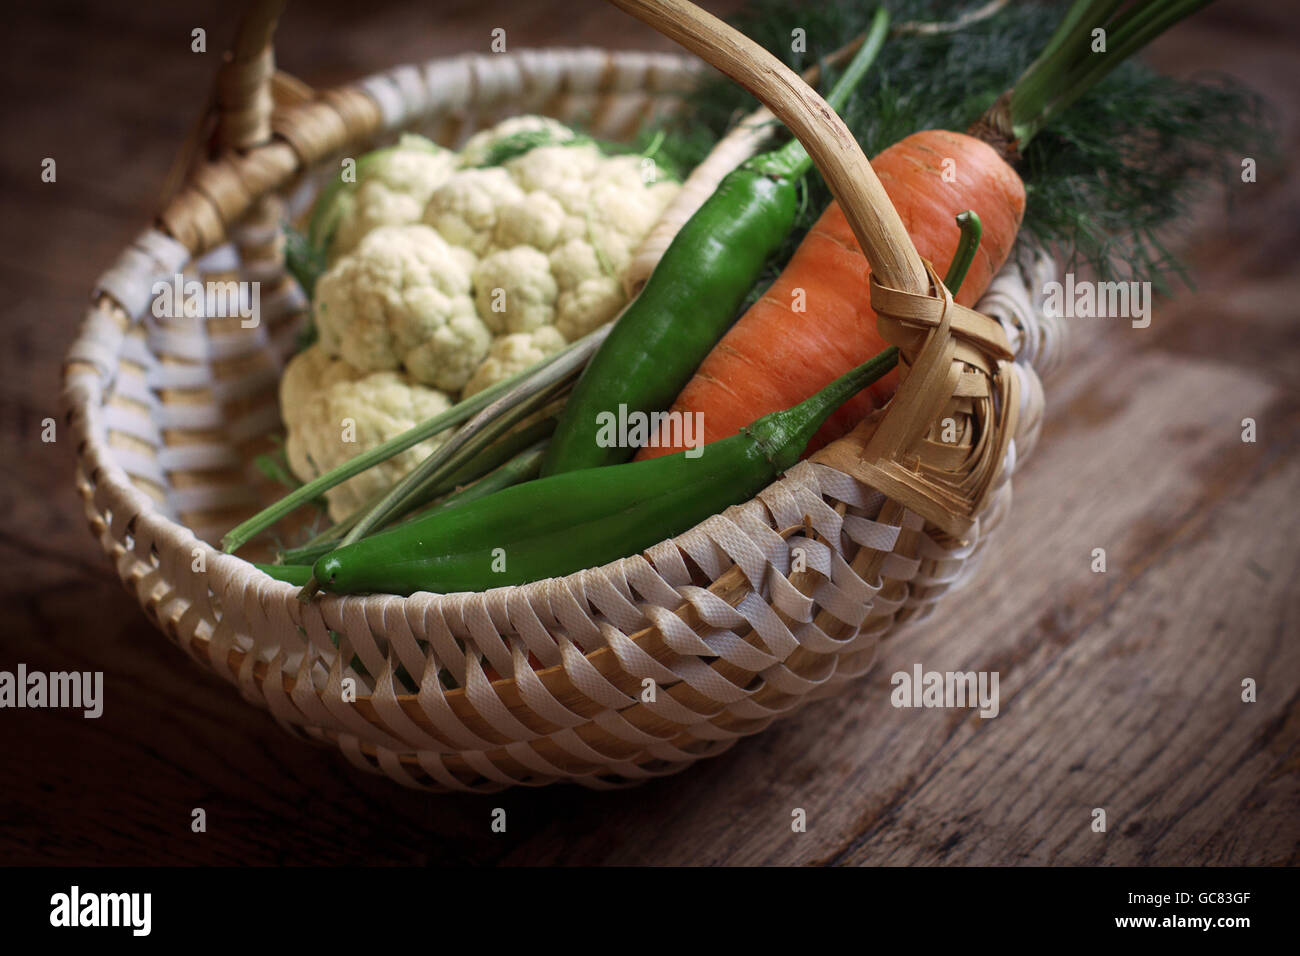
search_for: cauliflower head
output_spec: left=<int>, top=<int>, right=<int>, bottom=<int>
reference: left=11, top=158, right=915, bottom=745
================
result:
left=462, top=326, right=567, bottom=397
left=280, top=345, right=454, bottom=521
left=327, top=134, right=459, bottom=257
left=302, top=116, right=682, bottom=408
left=458, top=115, right=578, bottom=167
left=420, top=131, right=680, bottom=357
left=313, top=224, right=490, bottom=393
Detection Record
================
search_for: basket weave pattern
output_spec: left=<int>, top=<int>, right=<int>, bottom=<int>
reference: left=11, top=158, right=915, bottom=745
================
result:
left=63, top=8, right=1059, bottom=791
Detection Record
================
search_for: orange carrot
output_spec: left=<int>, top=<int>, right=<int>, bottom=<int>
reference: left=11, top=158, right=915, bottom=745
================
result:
left=635, top=130, right=1025, bottom=460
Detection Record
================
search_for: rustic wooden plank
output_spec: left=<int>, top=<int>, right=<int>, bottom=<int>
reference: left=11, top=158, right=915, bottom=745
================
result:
left=826, top=379, right=1300, bottom=866
left=0, top=0, right=1294, bottom=867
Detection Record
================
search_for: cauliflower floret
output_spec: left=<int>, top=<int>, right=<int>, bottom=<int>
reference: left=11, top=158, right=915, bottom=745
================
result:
left=548, top=238, right=604, bottom=289
left=583, top=166, right=679, bottom=275
left=458, top=115, right=577, bottom=167
left=472, top=247, right=557, bottom=335
left=505, top=143, right=605, bottom=215
left=546, top=238, right=628, bottom=340
left=280, top=346, right=454, bottom=521
left=556, top=277, right=626, bottom=341
left=280, top=339, right=365, bottom=406
left=462, top=326, right=567, bottom=397
left=405, top=309, right=492, bottom=392
left=494, top=190, right=567, bottom=252
left=329, top=134, right=458, bottom=256
left=313, top=224, right=489, bottom=393
left=422, top=168, right=525, bottom=256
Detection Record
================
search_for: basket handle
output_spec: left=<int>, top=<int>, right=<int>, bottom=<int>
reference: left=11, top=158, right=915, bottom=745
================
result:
left=158, top=0, right=295, bottom=207
left=604, top=0, right=930, bottom=298
left=215, top=0, right=289, bottom=151
left=608, top=0, right=1018, bottom=538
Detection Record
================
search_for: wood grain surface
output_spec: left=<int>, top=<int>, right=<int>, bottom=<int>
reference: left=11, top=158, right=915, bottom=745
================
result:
left=1, top=0, right=1296, bottom=866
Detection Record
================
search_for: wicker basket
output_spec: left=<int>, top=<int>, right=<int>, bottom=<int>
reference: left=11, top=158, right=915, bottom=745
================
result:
left=62, top=0, right=1064, bottom=792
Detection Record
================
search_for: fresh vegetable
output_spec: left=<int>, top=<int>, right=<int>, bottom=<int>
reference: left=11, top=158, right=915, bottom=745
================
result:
left=274, top=113, right=679, bottom=536
left=312, top=347, right=899, bottom=596
left=280, top=419, right=554, bottom=565
left=679, top=0, right=1268, bottom=295
left=313, top=223, right=488, bottom=392
left=638, top=131, right=1022, bottom=458
left=420, top=138, right=678, bottom=342
left=280, top=344, right=454, bottom=521
left=223, top=324, right=610, bottom=554
left=311, top=133, right=458, bottom=259
left=638, top=0, right=1211, bottom=460
left=539, top=6, right=891, bottom=476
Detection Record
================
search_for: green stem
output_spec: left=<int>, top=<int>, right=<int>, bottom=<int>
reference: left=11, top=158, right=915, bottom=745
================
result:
left=404, top=443, right=545, bottom=523
left=1007, top=0, right=1213, bottom=147
left=943, top=210, right=983, bottom=296
left=1012, top=0, right=1126, bottom=126
left=1045, top=0, right=1213, bottom=129
left=278, top=418, right=554, bottom=563
left=221, top=324, right=609, bottom=554
left=747, top=7, right=890, bottom=180
left=338, top=367, right=571, bottom=549
left=402, top=417, right=553, bottom=515
left=282, top=443, right=547, bottom=566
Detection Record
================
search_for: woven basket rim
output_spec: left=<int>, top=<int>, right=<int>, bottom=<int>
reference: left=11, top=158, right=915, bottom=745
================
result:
left=60, top=13, right=1049, bottom=790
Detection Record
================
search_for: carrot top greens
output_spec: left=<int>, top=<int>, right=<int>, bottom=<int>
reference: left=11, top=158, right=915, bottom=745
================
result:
left=669, top=0, right=1272, bottom=293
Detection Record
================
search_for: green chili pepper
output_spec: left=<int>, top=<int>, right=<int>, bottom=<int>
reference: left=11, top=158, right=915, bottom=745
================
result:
left=402, top=443, right=545, bottom=522
left=279, top=417, right=555, bottom=565
left=312, top=346, right=898, bottom=597
left=540, top=7, right=891, bottom=477
left=944, top=210, right=983, bottom=295
left=281, top=441, right=546, bottom=566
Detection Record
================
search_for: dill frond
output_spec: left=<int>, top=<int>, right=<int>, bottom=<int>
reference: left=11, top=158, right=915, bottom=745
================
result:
left=663, top=0, right=1274, bottom=296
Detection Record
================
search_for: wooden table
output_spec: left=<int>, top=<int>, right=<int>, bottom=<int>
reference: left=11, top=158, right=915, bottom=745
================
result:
left=2, top=0, right=1296, bottom=866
